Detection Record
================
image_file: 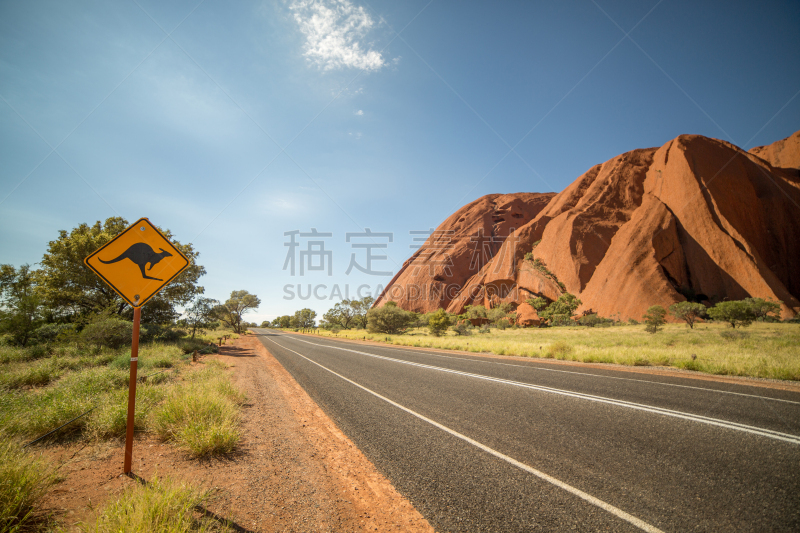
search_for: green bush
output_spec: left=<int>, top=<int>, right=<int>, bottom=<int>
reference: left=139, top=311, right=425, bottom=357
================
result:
left=366, top=302, right=415, bottom=334
left=32, top=323, right=72, bottom=344
left=428, top=309, right=451, bottom=337
left=81, top=315, right=133, bottom=349
left=578, top=314, right=613, bottom=327
left=539, top=293, right=581, bottom=325
left=451, top=322, right=471, bottom=336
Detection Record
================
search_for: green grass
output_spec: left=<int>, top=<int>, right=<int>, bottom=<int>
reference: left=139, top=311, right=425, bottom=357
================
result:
left=151, top=363, right=245, bottom=457
left=90, top=475, right=230, bottom=533
left=0, top=342, right=243, bottom=454
left=310, top=322, right=800, bottom=380
left=0, top=435, right=58, bottom=532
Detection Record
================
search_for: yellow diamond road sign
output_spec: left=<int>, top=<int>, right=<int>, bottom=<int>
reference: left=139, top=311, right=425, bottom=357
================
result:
left=84, top=218, right=190, bottom=308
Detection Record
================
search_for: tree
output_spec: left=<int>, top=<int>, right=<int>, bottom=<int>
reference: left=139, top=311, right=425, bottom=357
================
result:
left=643, top=305, right=667, bottom=333
left=669, top=301, right=706, bottom=329
left=351, top=296, right=374, bottom=329
left=323, top=300, right=356, bottom=329
left=366, top=302, right=414, bottom=334
left=36, top=217, right=206, bottom=322
left=182, top=297, right=219, bottom=338
left=744, top=297, right=782, bottom=321
left=539, top=293, right=582, bottom=326
left=293, top=308, right=317, bottom=328
left=428, top=309, right=450, bottom=336
left=213, top=290, right=261, bottom=333
left=707, top=301, right=755, bottom=328
left=464, top=305, right=487, bottom=320
left=274, top=315, right=292, bottom=328
left=0, top=264, right=44, bottom=346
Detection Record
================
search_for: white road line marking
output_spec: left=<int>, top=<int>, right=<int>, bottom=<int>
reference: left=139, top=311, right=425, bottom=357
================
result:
left=276, top=333, right=800, bottom=445
left=264, top=336, right=666, bottom=533
left=278, top=331, right=800, bottom=405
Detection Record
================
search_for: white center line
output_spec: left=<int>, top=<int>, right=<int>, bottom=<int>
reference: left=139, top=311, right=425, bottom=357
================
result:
left=277, top=333, right=800, bottom=445
left=264, top=336, right=666, bottom=533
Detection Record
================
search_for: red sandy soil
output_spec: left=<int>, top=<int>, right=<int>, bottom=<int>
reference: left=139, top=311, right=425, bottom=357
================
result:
left=39, top=335, right=434, bottom=532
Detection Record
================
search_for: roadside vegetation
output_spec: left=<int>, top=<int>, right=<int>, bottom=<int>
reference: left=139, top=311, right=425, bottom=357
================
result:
left=91, top=475, right=231, bottom=533
left=305, top=322, right=799, bottom=380
left=274, top=295, right=799, bottom=381
left=0, top=217, right=256, bottom=530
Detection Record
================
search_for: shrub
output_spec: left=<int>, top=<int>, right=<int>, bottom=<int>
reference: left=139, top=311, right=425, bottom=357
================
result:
left=366, top=302, right=415, bottom=334
left=643, top=305, right=667, bottom=333
left=451, top=322, right=471, bottom=336
left=669, top=301, right=707, bottom=329
left=32, top=323, right=72, bottom=344
left=707, top=301, right=755, bottom=328
left=578, top=314, right=612, bottom=327
left=488, top=303, right=514, bottom=326
left=526, top=297, right=549, bottom=312
left=428, top=309, right=451, bottom=337
left=539, top=293, right=582, bottom=325
left=81, top=315, right=133, bottom=349
left=0, top=435, right=58, bottom=532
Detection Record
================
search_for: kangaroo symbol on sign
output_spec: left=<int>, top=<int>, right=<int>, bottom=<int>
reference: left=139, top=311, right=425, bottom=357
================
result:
left=100, top=243, right=173, bottom=281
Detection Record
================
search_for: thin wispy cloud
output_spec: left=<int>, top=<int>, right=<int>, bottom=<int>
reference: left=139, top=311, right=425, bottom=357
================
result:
left=355, top=109, right=363, bottom=115
left=290, top=0, right=384, bottom=71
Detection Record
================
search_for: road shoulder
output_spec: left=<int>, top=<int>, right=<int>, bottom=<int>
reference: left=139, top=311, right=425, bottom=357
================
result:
left=40, top=335, right=434, bottom=532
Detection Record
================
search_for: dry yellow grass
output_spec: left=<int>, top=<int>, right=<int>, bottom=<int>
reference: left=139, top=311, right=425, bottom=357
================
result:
left=307, top=323, right=800, bottom=380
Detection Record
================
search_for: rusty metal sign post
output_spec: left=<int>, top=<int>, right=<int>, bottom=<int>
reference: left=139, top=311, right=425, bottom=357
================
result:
left=84, top=218, right=190, bottom=474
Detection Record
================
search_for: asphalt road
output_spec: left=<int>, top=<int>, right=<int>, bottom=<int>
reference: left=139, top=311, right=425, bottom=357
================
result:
left=252, top=329, right=800, bottom=532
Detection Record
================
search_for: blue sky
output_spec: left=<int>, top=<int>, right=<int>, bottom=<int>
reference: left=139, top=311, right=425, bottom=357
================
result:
left=1, top=0, right=799, bottom=324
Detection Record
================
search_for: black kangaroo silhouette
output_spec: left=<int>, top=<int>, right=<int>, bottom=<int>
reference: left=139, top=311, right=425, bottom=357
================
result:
left=99, top=243, right=173, bottom=281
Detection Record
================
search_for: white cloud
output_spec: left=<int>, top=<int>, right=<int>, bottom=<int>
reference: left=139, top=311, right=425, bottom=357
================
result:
left=355, top=109, right=363, bottom=115
left=290, top=0, right=384, bottom=71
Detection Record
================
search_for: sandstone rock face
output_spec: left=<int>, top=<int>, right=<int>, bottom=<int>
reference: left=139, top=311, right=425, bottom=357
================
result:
left=377, top=131, right=800, bottom=321
left=373, top=193, right=555, bottom=312
left=514, top=302, right=541, bottom=327
left=749, top=129, right=800, bottom=171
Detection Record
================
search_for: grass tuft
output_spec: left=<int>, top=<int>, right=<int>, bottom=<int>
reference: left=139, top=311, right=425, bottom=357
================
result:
left=91, top=475, right=230, bottom=533
left=0, top=435, right=58, bottom=532
left=151, top=369, right=244, bottom=457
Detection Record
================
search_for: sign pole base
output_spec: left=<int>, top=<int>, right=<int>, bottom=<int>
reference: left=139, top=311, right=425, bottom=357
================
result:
left=123, top=307, right=141, bottom=474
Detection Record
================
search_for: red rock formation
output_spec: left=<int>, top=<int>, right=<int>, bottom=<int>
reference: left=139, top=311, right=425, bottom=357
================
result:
left=749, top=129, right=800, bottom=171
left=378, top=131, right=800, bottom=321
left=373, top=193, right=555, bottom=312
left=514, top=302, right=541, bottom=327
